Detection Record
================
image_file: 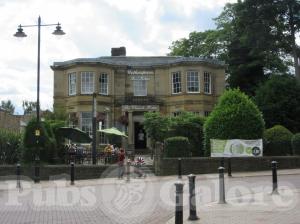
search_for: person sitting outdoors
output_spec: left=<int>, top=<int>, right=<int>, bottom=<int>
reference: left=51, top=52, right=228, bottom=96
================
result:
left=104, top=144, right=113, bottom=164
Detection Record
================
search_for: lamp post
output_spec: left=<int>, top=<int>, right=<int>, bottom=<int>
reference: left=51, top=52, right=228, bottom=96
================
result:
left=92, top=92, right=97, bottom=164
left=14, top=16, right=65, bottom=126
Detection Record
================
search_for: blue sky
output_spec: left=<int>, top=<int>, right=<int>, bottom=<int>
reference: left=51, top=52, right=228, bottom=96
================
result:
left=0, top=0, right=236, bottom=114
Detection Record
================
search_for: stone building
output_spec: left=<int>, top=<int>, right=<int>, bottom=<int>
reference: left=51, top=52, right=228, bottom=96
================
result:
left=51, top=47, right=226, bottom=151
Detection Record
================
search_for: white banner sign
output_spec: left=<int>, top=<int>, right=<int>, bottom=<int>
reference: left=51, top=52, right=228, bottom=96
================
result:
left=210, top=139, right=263, bottom=157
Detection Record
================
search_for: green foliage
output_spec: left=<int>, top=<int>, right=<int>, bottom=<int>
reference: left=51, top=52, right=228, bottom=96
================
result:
left=255, top=75, right=300, bottom=133
left=169, top=112, right=205, bottom=156
left=143, top=112, right=170, bottom=143
left=23, top=119, right=57, bottom=163
left=168, top=30, right=227, bottom=61
left=204, top=89, right=265, bottom=156
left=0, top=129, right=21, bottom=164
left=264, top=125, right=293, bottom=156
left=164, top=136, right=190, bottom=157
left=22, top=100, right=37, bottom=115
left=291, top=133, right=300, bottom=155
left=168, top=0, right=300, bottom=95
left=0, top=100, right=15, bottom=114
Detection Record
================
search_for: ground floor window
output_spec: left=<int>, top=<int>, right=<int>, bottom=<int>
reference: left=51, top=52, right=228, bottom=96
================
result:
left=98, top=113, right=109, bottom=145
left=81, top=112, right=92, bottom=136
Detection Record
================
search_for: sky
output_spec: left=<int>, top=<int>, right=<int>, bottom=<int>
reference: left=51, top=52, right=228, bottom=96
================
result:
left=0, top=0, right=237, bottom=115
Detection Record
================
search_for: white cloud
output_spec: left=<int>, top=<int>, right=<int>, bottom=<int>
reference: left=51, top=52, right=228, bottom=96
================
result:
left=0, top=0, right=234, bottom=114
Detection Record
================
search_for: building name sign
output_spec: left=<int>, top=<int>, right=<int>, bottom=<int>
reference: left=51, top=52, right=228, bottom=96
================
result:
left=130, top=76, right=150, bottom=81
left=122, top=105, right=159, bottom=111
left=127, top=70, right=154, bottom=75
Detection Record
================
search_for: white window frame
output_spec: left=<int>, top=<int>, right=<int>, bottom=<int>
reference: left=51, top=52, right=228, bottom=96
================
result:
left=133, top=79, right=147, bottom=96
left=99, top=73, right=109, bottom=95
left=172, top=72, right=182, bottom=94
left=80, top=112, right=92, bottom=136
left=99, top=113, right=109, bottom=145
left=186, top=71, right=200, bottom=93
left=68, top=72, right=76, bottom=96
left=204, top=72, right=212, bottom=94
left=81, top=72, right=94, bottom=94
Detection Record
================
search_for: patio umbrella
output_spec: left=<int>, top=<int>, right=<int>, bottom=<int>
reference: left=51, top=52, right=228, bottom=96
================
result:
left=98, top=127, right=128, bottom=138
left=57, top=127, right=92, bottom=143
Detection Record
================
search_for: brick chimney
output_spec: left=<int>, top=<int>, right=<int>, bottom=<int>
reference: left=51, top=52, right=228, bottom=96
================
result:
left=111, top=47, right=126, bottom=56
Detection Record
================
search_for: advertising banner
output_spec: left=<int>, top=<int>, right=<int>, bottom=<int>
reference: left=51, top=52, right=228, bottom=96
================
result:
left=210, top=139, right=263, bottom=157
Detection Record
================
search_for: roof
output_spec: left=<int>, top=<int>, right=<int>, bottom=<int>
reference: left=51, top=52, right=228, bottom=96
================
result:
left=51, top=56, right=225, bottom=69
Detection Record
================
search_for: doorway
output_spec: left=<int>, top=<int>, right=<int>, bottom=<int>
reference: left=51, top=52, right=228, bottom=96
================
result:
left=134, top=122, right=147, bottom=149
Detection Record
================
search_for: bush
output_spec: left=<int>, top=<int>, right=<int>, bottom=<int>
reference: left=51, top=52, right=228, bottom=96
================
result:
left=204, top=89, right=265, bottom=156
left=164, top=136, right=190, bottom=157
left=0, top=129, right=22, bottom=164
left=291, top=133, right=300, bottom=155
left=169, top=112, right=205, bottom=156
left=264, top=125, right=293, bottom=156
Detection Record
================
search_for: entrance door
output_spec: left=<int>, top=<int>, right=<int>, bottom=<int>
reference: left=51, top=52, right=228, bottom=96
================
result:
left=134, top=122, right=147, bottom=149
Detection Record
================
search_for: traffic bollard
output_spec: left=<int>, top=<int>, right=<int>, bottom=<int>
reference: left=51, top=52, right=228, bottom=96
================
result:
left=218, top=167, right=226, bottom=204
left=34, top=158, right=40, bottom=183
left=126, top=159, right=131, bottom=182
left=188, top=174, right=199, bottom=221
left=228, top=158, right=232, bottom=177
left=175, top=181, right=184, bottom=224
left=70, top=162, right=75, bottom=185
left=178, top=158, right=182, bottom=179
left=271, top=161, right=278, bottom=194
left=16, top=163, right=21, bottom=189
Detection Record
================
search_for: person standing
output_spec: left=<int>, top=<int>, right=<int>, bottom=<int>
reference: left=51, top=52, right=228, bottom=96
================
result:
left=117, top=148, right=125, bottom=179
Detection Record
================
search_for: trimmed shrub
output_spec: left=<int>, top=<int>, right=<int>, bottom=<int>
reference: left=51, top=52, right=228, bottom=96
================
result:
left=164, top=136, right=190, bottom=157
left=204, top=89, right=265, bottom=156
left=169, top=112, right=205, bottom=156
left=23, top=119, right=56, bottom=163
left=291, top=133, right=300, bottom=155
left=264, top=125, right=293, bottom=156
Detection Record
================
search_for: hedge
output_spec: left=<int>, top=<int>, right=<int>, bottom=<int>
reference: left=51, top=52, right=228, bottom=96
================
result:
left=164, top=136, right=190, bottom=157
left=264, top=125, right=293, bottom=156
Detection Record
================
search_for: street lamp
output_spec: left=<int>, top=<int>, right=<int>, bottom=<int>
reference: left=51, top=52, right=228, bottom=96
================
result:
left=14, top=16, right=65, bottom=126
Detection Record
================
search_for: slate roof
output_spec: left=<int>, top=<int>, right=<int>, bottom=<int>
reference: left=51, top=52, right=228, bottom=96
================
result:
left=52, top=56, right=225, bottom=69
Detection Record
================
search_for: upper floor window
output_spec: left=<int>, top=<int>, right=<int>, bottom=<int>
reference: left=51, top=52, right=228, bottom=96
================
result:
left=81, top=72, right=94, bottom=94
left=68, top=72, right=76, bottom=96
left=133, top=79, right=147, bottom=96
left=99, top=73, right=108, bottom=95
left=204, top=72, right=211, bottom=94
left=187, top=71, right=199, bottom=93
left=172, top=72, right=181, bottom=94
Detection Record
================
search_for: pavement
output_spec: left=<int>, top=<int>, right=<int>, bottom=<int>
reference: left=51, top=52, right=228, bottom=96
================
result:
left=0, top=168, right=300, bottom=224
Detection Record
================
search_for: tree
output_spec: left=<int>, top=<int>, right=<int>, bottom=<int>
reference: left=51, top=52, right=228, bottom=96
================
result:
left=0, top=100, right=15, bottom=114
left=204, top=89, right=265, bottom=155
left=168, top=30, right=227, bottom=61
left=22, top=100, right=37, bottom=115
left=255, top=75, right=300, bottom=133
left=276, top=0, right=300, bottom=79
left=143, top=112, right=170, bottom=144
left=168, top=0, right=299, bottom=95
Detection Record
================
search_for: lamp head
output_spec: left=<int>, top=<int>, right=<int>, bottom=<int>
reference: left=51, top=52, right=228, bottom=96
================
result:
left=14, top=25, right=27, bottom=38
left=52, top=23, right=65, bottom=36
